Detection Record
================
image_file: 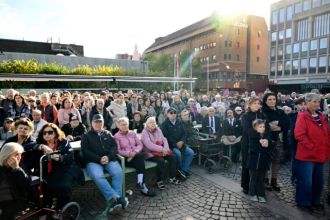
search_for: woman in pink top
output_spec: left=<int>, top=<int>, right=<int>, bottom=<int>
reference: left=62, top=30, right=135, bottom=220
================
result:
left=57, top=97, right=81, bottom=128
left=114, top=117, right=155, bottom=197
left=141, top=117, right=181, bottom=190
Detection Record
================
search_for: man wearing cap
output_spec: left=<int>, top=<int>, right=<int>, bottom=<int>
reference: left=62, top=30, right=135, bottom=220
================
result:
left=234, top=106, right=244, bottom=120
left=31, top=109, right=48, bottom=138
left=161, top=107, right=194, bottom=179
left=62, top=114, right=87, bottom=142
left=81, top=114, right=128, bottom=213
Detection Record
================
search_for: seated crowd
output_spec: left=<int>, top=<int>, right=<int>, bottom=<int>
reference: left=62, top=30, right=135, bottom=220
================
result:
left=1, top=87, right=330, bottom=219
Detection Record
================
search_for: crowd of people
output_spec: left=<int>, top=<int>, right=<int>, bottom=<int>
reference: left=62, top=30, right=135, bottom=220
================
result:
left=0, top=87, right=330, bottom=219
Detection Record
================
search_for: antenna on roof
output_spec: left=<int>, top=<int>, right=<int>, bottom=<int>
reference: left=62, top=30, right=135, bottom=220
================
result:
left=47, top=37, right=52, bottom=43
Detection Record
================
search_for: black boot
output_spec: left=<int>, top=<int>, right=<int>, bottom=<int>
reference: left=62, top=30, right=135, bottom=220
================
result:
left=265, top=178, right=272, bottom=191
left=271, top=178, right=281, bottom=191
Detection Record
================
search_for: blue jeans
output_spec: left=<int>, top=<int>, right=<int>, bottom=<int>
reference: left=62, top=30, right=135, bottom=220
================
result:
left=86, top=161, right=123, bottom=202
left=172, top=145, right=194, bottom=172
left=290, top=148, right=299, bottom=181
left=296, top=160, right=324, bottom=206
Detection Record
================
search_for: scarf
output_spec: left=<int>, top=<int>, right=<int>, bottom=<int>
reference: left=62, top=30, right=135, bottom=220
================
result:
left=48, top=141, right=58, bottom=173
left=192, top=105, right=198, bottom=116
left=175, top=101, right=182, bottom=105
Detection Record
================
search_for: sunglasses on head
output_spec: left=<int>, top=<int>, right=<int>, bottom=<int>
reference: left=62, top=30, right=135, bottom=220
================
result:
left=170, top=111, right=177, bottom=115
left=43, top=131, right=54, bottom=136
left=255, top=119, right=266, bottom=124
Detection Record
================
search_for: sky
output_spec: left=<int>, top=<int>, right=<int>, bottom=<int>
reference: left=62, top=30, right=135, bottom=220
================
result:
left=0, top=0, right=279, bottom=59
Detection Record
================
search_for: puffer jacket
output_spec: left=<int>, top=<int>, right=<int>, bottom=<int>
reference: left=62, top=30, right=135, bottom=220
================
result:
left=141, top=126, right=170, bottom=159
left=295, top=108, right=330, bottom=163
left=114, top=130, right=143, bottom=158
left=106, top=100, right=127, bottom=129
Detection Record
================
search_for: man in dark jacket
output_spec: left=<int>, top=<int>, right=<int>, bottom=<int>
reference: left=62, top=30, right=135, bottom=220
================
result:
left=202, top=107, right=222, bottom=142
left=89, top=99, right=113, bottom=131
left=62, top=114, right=87, bottom=142
left=161, top=107, right=194, bottom=179
left=126, top=94, right=141, bottom=120
left=180, top=110, right=198, bottom=147
left=81, top=114, right=128, bottom=213
left=0, top=89, right=15, bottom=114
left=100, top=91, right=111, bottom=108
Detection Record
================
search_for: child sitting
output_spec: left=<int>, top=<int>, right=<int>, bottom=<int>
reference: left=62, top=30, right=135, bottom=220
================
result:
left=247, top=119, right=271, bottom=203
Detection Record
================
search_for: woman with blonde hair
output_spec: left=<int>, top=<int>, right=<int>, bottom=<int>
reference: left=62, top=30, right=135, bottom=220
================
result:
left=170, top=95, right=185, bottom=117
left=0, top=142, right=31, bottom=220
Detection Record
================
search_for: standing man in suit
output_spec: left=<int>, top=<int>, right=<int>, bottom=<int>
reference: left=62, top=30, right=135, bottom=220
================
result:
left=277, top=95, right=290, bottom=108
left=202, top=107, right=222, bottom=142
left=222, top=109, right=242, bottom=162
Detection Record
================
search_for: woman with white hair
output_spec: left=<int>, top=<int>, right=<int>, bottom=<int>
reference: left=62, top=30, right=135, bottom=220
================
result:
left=81, top=96, right=95, bottom=130
left=170, top=95, right=185, bottom=117
left=114, top=117, right=155, bottom=197
left=212, top=95, right=225, bottom=109
left=200, top=95, right=211, bottom=107
left=196, top=106, right=209, bottom=124
left=141, top=117, right=180, bottom=190
left=107, top=94, right=127, bottom=135
left=0, top=142, right=31, bottom=220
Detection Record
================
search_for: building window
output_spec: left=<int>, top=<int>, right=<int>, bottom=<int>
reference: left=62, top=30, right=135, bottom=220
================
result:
left=310, top=39, right=317, bottom=50
left=237, top=55, right=239, bottom=61
left=296, top=19, right=308, bottom=40
left=313, top=13, right=330, bottom=37
left=200, top=46, right=203, bottom=50
left=228, top=54, right=231, bottom=60
left=279, top=8, right=285, bottom=23
left=319, top=56, right=326, bottom=72
left=303, top=0, right=310, bottom=10
left=312, top=0, right=320, bottom=7
left=258, top=31, right=261, bottom=38
left=225, top=41, right=227, bottom=46
left=285, top=45, right=291, bottom=59
left=301, top=59, right=308, bottom=74
left=287, top=5, right=293, bottom=21
left=236, top=42, right=240, bottom=47
left=279, top=30, right=284, bottom=40
left=285, top=61, right=291, bottom=75
left=206, top=57, right=209, bottom=62
left=271, top=63, right=276, bottom=76
left=272, top=32, right=277, bottom=41
left=292, top=60, right=299, bottom=75
left=309, top=58, right=317, bottom=73
left=295, top=2, right=301, bottom=13
left=212, top=55, right=216, bottom=60
left=278, top=62, right=283, bottom=75
left=272, top=10, right=278, bottom=25
left=203, top=45, right=206, bottom=49
left=257, top=45, right=260, bottom=50
left=213, top=42, right=216, bottom=47
left=302, top=42, right=308, bottom=52
left=237, top=29, right=240, bottom=34
left=229, top=41, right=232, bottom=47
left=224, top=54, right=227, bottom=60
left=320, top=38, right=328, bottom=51
left=293, top=43, right=300, bottom=53
left=286, top=28, right=292, bottom=39
left=257, top=57, right=260, bottom=62
left=323, top=0, right=330, bottom=4
left=271, top=47, right=276, bottom=57
left=278, top=46, right=283, bottom=56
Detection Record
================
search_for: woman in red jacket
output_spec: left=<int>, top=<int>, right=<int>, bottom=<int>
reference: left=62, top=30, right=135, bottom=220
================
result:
left=295, top=93, right=330, bottom=213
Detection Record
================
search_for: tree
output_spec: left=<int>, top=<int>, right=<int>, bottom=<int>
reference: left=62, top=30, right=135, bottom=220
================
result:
left=143, top=53, right=157, bottom=71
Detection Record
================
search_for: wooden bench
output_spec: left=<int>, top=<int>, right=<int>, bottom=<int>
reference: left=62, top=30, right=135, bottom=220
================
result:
left=81, top=154, right=159, bottom=197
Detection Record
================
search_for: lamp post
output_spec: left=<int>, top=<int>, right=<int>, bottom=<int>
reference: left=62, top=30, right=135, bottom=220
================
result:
left=207, top=59, right=209, bottom=97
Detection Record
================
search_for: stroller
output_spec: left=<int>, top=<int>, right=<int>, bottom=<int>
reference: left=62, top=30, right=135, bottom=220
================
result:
left=197, top=126, right=233, bottom=174
left=16, top=151, right=80, bottom=220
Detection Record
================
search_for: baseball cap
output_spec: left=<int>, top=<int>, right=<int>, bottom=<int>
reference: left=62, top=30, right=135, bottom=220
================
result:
left=167, top=107, right=176, bottom=114
left=92, top=114, right=104, bottom=122
left=4, top=117, right=14, bottom=123
left=184, top=105, right=191, bottom=110
left=69, top=114, right=79, bottom=122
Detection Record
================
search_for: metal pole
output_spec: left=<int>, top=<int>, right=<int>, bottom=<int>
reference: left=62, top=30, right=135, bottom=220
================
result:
left=207, top=59, right=209, bottom=97
left=190, top=67, right=192, bottom=95
left=173, top=55, right=175, bottom=91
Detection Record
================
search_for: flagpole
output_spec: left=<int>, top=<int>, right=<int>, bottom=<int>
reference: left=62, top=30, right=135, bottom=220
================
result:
left=207, top=59, right=209, bottom=97
left=190, top=65, right=192, bottom=95
left=173, top=55, right=175, bottom=91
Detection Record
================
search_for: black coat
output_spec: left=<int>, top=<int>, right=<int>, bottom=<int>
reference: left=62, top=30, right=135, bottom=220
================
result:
left=247, top=136, right=271, bottom=171
left=262, top=104, right=290, bottom=141
left=81, top=128, right=118, bottom=164
left=202, top=115, right=222, bottom=137
left=195, top=113, right=205, bottom=124
left=0, top=163, right=31, bottom=209
left=126, top=102, right=141, bottom=120
left=161, top=118, right=187, bottom=149
left=222, top=118, right=242, bottom=137
left=129, top=119, right=144, bottom=133
left=89, top=106, right=113, bottom=130
left=36, top=139, right=85, bottom=185
left=288, top=111, right=298, bottom=150
left=276, top=100, right=291, bottom=108
left=0, top=107, right=7, bottom=127
left=61, top=122, right=87, bottom=141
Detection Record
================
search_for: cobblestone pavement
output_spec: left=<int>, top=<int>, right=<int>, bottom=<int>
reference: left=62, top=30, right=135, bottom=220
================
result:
left=213, top=155, right=330, bottom=219
left=70, top=167, right=287, bottom=220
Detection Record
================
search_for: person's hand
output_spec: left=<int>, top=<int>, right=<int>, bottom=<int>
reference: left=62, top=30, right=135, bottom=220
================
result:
left=113, top=115, right=117, bottom=118
left=7, top=156, right=19, bottom=169
left=277, top=106, right=283, bottom=110
left=100, top=156, right=109, bottom=165
left=129, top=151, right=137, bottom=157
left=260, top=139, right=268, bottom=147
left=176, top=141, right=183, bottom=149
left=67, top=135, right=74, bottom=141
left=269, top=123, right=281, bottom=131
left=51, top=154, right=60, bottom=161
left=192, top=121, right=197, bottom=126
left=103, top=126, right=107, bottom=130
left=162, top=148, right=168, bottom=156
left=228, top=136, right=235, bottom=142
left=21, top=113, right=26, bottom=117
left=42, top=145, right=53, bottom=154
left=270, top=121, right=279, bottom=126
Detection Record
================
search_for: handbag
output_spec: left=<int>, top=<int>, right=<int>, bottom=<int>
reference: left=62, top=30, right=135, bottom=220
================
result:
left=151, top=141, right=173, bottom=157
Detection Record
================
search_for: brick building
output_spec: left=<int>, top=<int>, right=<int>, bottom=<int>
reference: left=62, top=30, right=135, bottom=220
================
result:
left=144, top=11, right=269, bottom=93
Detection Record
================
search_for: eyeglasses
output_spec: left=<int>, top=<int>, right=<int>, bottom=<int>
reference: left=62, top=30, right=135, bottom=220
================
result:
left=236, top=110, right=242, bottom=112
left=29, top=100, right=36, bottom=102
left=169, top=112, right=177, bottom=115
left=43, top=131, right=54, bottom=136
left=132, top=97, right=137, bottom=99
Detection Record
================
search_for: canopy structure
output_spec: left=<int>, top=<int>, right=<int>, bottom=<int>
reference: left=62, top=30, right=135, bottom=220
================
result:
left=0, top=74, right=196, bottom=83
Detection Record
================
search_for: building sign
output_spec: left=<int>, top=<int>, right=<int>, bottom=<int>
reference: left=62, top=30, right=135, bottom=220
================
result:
left=232, top=22, right=248, bottom=28
left=301, top=83, right=330, bottom=90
